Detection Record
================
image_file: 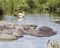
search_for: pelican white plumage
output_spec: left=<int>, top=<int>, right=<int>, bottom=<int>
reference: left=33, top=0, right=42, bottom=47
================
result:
left=18, top=12, right=25, bottom=21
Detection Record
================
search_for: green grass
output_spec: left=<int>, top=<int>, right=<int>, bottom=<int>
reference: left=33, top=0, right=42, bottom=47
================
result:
left=47, top=40, right=60, bottom=48
left=0, top=0, right=60, bottom=15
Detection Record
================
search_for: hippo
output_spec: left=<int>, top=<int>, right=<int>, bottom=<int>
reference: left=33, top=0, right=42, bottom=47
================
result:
left=38, top=26, right=57, bottom=37
left=0, top=34, right=17, bottom=40
left=23, top=23, right=38, bottom=30
left=23, top=26, right=57, bottom=37
left=0, top=21, right=24, bottom=41
left=52, top=19, right=60, bottom=24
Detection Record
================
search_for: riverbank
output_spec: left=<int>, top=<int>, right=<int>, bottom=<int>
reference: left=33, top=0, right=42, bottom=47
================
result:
left=0, top=0, right=60, bottom=16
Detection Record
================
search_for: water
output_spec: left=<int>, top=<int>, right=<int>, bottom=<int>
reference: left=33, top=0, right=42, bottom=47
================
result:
left=0, top=13, right=60, bottom=48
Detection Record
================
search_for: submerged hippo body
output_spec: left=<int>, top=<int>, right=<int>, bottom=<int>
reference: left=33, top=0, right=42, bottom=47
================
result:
left=0, top=21, right=24, bottom=41
left=23, top=26, right=57, bottom=37
left=38, top=26, right=56, bottom=37
left=54, top=21, right=60, bottom=24
left=52, top=19, right=60, bottom=24
left=23, top=23, right=37, bottom=30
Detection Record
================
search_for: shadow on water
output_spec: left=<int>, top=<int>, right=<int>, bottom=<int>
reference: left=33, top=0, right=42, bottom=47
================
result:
left=0, top=7, right=4, bottom=20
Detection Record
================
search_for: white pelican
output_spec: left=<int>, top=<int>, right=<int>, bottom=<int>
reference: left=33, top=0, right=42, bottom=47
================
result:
left=18, top=12, right=25, bottom=21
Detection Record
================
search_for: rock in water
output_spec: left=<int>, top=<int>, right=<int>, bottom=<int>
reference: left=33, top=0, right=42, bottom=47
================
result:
left=12, top=32, right=23, bottom=37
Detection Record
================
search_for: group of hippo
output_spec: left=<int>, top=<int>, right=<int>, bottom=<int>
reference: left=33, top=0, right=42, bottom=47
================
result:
left=0, top=21, right=57, bottom=41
